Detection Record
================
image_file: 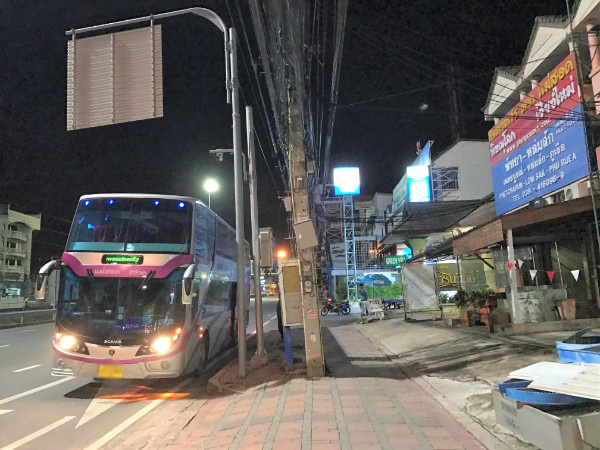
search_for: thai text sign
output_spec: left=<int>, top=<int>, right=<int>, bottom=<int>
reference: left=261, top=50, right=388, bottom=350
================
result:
left=488, top=53, right=589, bottom=214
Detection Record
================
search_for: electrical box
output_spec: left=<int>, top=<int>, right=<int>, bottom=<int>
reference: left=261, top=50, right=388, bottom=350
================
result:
left=293, top=220, right=318, bottom=250
left=259, top=227, right=275, bottom=268
left=278, top=259, right=303, bottom=326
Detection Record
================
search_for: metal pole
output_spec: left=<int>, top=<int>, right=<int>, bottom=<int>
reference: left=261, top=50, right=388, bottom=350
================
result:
left=230, top=28, right=247, bottom=378
left=507, top=229, right=519, bottom=323
left=246, top=106, right=266, bottom=356
left=208, top=192, right=211, bottom=209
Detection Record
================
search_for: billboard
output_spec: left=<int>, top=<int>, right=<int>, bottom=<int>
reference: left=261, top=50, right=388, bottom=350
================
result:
left=407, top=165, right=432, bottom=202
left=488, top=53, right=589, bottom=215
left=333, top=167, right=360, bottom=195
left=67, top=26, right=163, bottom=130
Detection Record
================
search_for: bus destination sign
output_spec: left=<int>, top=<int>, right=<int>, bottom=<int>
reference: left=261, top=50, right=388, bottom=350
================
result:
left=101, top=255, right=144, bottom=265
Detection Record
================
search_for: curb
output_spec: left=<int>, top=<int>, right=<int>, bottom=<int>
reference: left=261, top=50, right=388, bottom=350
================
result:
left=353, top=323, right=513, bottom=450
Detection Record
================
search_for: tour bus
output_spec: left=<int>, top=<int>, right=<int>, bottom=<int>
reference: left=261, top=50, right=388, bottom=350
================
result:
left=35, top=194, right=250, bottom=379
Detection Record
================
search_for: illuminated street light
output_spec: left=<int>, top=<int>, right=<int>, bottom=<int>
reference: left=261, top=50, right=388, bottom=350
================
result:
left=276, top=249, right=288, bottom=260
left=203, top=178, right=219, bottom=209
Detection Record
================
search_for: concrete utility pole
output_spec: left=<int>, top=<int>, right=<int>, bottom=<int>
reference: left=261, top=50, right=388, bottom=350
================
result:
left=288, top=90, right=325, bottom=377
left=246, top=106, right=266, bottom=357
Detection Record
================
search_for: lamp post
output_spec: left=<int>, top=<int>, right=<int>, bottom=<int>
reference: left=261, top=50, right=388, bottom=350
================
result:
left=66, top=7, right=248, bottom=377
left=203, top=178, right=219, bottom=209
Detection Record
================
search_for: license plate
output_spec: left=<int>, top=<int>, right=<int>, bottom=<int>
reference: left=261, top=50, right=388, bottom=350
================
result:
left=97, top=365, right=123, bottom=379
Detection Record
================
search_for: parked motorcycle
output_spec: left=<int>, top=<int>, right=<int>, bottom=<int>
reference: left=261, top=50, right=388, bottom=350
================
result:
left=320, top=297, right=351, bottom=316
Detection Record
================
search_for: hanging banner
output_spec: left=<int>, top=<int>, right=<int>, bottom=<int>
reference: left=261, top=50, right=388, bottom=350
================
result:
left=488, top=53, right=589, bottom=215
left=571, top=269, right=580, bottom=281
left=529, top=269, right=538, bottom=281
left=517, top=259, right=524, bottom=268
left=547, top=271, right=555, bottom=282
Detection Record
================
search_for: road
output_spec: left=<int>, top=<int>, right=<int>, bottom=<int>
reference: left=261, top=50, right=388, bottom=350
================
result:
left=0, top=296, right=279, bottom=450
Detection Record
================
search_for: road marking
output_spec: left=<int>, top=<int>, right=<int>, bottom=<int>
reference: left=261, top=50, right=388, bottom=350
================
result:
left=20, top=330, right=32, bottom=333
left=0, top=377, right=74, bottom=406
left=0, top=410, right=13, bottom=415
left=84, top=378, right=192, bottom=450
left=0, top=416, right=75, bottom=450
left=0, top=345, right=9, bottom=348
left=12, top=365, right=41, bottom=373
left=76, top=384, right=145, bottom=428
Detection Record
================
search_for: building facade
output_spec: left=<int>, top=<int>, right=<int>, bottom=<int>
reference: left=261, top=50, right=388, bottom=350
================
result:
left=0, top=205, right=41, bottom=303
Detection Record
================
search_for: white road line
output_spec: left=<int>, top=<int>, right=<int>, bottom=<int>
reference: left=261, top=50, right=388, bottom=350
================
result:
left=0, top=377, right=74, bottom=406
left=0, top=416, right=75, bottom=450
left=20, top=330, right=32, bottom=333
left=0, top=345, right=9, bottom=348
left=12, top=365, right=41, bottom=373
left=84, top=378, right=192, bottom=450
left=0, top=410, right=13, bottom=415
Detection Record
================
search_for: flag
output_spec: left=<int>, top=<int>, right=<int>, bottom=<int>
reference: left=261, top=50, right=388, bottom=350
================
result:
left=571, top=270, right=580, bottom=281
left=517, top=259, right=524, bottom=268
left=547, top=271, right=555, bottom=282
left=529, top=269, right=537, bottom=281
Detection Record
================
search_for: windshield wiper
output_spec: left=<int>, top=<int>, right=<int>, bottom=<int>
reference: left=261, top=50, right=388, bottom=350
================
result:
left=138, top=270, right=156, bottom=291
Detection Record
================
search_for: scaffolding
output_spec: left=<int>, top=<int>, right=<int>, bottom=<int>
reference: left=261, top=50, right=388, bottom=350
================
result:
left=343, top=195, right=358, bottom=301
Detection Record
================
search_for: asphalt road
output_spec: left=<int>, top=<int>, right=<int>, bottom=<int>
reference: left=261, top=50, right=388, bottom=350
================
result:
left=0, top=296, right=279, bottom=450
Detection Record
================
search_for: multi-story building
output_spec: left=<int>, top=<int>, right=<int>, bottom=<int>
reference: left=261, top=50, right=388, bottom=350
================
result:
left=0, top=205, right=41, bottom=300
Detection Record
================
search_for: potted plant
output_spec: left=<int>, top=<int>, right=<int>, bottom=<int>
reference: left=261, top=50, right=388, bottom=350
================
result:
left=488, top=304, right=511, bottom=332
left=471, top=289, right=497, bottom=327
left=453, top=289, right=475, bottom=327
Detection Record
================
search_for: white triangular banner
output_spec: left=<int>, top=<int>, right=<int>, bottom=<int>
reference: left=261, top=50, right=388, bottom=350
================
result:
left=571, top=270, right=580, bottom=282
left=517, top=259, right=524, bottom=269
left=529, top=269, right=538, bottom=281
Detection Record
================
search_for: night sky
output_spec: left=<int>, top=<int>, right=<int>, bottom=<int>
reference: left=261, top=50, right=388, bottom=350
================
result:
left=1, top=0, right=568, bottom=269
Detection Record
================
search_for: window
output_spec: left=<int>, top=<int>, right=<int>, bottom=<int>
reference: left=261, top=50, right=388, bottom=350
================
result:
left=432, top=167, right=459, bottom=200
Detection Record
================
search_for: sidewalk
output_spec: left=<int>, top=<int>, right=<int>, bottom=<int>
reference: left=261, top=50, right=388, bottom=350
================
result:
left=109, top=318, right=501, bottom=450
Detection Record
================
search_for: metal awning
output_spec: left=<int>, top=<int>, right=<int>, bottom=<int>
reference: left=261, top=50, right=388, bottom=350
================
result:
left=381, top=200, right=485, bottom=245
left=453, top=196, right=595, bottom=255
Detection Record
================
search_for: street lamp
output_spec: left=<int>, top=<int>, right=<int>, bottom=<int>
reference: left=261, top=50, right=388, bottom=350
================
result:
left=203, top=178, right=219, bottom=209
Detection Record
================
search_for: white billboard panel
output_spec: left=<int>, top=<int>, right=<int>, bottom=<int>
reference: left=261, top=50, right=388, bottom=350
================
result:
left=67, top=25, right=163, bottom=130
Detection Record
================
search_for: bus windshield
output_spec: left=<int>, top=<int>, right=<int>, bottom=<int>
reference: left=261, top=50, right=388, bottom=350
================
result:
left=56, top=266, right=186, bottom=342
left=66, top=197, right=192, bottom=253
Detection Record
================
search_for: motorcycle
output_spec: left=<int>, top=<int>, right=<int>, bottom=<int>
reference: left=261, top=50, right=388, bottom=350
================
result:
left=320, top=297, right=351, bottom=316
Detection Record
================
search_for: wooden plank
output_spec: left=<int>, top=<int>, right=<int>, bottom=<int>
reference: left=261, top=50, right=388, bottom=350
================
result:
left=502, top=197, right=593, bottom=230
left=510, top=361, right=600, bottom=401
left=453, top=219, right=503, bottom=256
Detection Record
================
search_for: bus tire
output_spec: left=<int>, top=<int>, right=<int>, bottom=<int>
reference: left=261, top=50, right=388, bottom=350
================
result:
left=195, top=330, right=210, bottom=377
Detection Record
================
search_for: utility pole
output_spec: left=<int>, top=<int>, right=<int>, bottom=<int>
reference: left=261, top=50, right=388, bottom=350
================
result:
left=246, top=106, right=266, bottom=357
left=288, top=89, right=325, bottom=378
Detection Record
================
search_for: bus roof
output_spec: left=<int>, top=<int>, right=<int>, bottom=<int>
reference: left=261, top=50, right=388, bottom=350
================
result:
left=79, top=193, right=199, bottom=203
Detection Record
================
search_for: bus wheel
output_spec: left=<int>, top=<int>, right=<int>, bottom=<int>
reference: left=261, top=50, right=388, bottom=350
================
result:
left=196, top=330, right=210, bottom=376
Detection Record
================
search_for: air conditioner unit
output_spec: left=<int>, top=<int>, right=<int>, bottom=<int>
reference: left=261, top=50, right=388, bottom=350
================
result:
left=564, top=185, right=580, bottom=201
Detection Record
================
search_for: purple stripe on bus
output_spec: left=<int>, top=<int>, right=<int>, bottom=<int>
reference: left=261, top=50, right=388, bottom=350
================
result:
left=61, top=252, right=193, bottom=278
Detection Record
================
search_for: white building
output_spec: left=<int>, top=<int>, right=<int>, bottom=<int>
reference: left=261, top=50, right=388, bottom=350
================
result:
left=0, top=205, right=41, bottom=299
left=431, top=139, right=493, bottom=201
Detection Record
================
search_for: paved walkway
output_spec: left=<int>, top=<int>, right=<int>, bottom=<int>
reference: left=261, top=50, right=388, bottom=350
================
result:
left=163, top=320, right=489, bottom=450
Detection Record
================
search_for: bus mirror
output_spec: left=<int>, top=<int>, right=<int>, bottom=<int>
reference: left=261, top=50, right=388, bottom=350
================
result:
left=35, top=260, right=59, bottom=300
left=182, top=264, right=197, bottom=305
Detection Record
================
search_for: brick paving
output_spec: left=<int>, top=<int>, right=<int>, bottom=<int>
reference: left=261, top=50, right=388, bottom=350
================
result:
left=163, top=321, right=488, bottom=450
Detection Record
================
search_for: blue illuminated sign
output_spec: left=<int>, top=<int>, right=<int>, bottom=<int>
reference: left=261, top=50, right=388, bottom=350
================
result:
left=333, top=167, right=361, bottom=196
left=492, top=104, right=589, bottom=215
left=407, top=165, right=431, bottom=202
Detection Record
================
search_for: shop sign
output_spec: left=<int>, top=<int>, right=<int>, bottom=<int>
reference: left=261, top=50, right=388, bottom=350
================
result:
left=488, top=53, right=589, bottom=215
left=385, top=255, right=406, bottom=266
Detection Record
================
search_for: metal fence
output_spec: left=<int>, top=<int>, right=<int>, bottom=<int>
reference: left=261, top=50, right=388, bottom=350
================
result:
left=0, top=309, right=56, bottom=329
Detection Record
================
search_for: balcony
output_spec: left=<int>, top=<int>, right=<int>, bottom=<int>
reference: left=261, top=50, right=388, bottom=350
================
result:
left=3, top=249, right=26, bottom=258
left=1, top=265, right=25, bottom=274
left=2, top=230, right=27, bottom=241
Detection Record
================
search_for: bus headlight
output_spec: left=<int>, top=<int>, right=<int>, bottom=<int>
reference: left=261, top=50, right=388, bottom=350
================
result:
left=58, top=335, right=78, bottom=351
left=150, top=337, right=172, bottom=354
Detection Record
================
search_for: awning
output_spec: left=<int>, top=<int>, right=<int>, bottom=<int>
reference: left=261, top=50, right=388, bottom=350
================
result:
left=453, top=196, right=595, bottom=255
left=381, top=199, right=486, bottom=245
